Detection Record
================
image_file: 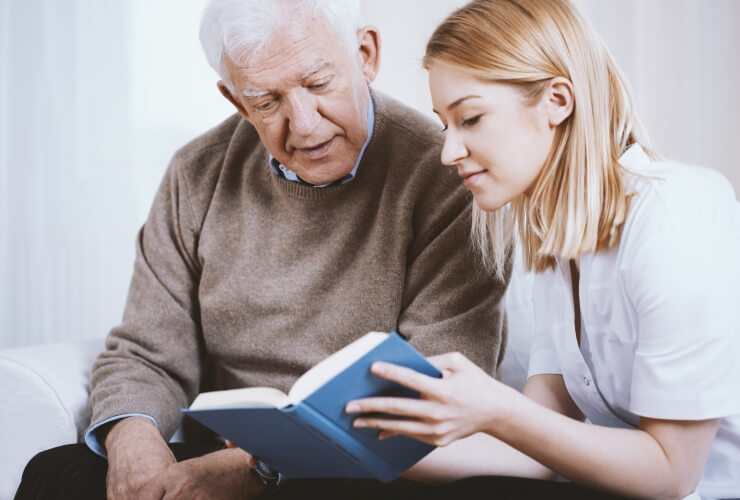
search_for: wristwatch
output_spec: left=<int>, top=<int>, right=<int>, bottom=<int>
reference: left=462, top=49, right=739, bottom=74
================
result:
left=251, top=460, right=283, bottom=491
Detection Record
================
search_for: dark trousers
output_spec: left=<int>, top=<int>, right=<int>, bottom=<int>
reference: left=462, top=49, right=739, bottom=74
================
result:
left=16, top=442, right=628, bottom=500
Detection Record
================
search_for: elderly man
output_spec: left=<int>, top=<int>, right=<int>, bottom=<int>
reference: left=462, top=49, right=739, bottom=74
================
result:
left=16, top=0, right=507, bottom=498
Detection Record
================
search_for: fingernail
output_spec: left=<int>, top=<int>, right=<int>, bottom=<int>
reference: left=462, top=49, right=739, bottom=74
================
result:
left=353, top=419, right=366, bottom=428
left=346, top=402, right=359, bottom=413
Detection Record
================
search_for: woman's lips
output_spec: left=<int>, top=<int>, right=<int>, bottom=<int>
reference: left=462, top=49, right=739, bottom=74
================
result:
left=460, top=170, right=486, bottom=188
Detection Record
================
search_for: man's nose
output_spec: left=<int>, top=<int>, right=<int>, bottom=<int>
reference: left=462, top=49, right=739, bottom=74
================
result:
left=440, top=129, right=467, bottom=166
left=286, top=90, right=321, bottom=136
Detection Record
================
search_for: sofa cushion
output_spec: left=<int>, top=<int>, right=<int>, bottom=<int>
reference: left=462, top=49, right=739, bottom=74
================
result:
left=0, top=338, right=104, bottom=499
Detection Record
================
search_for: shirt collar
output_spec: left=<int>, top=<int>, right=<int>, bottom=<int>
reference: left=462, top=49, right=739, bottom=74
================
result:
left=269, top=97, right=375, bottom=187
left=618, top=143, right=649, bottom=170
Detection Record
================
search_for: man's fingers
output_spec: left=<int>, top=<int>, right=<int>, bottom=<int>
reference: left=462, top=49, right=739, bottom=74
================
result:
left=136, top=475, right=167, bottom=500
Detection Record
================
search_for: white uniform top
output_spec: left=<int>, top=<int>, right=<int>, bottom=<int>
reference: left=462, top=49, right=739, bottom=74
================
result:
left=527, top=145, right=740, bottom=499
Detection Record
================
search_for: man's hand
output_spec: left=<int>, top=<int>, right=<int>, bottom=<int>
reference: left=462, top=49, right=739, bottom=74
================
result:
left=104, top=416, right=266, bottom=499
left=138, top=448, right=264, bottom=500
left=105, top=416, right=176, bottom=499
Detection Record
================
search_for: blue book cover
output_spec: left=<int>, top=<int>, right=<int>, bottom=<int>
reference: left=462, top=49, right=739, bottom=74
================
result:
left=183, top=332, right=440, bottom=482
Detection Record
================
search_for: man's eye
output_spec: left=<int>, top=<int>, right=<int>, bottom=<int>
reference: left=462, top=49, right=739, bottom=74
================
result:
left=461, top=115, right=481, bottom=127
left=308, top=81, right=329, bottom=91
left=255, top=100, right=275, bottom=111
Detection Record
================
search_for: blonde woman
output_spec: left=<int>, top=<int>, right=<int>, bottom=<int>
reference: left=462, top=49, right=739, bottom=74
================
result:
left=347, top=0, right=740, bottom=498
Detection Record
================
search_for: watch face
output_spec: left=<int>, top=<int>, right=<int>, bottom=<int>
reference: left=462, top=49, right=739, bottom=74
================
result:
left=253, top=460, right=280, bottom=484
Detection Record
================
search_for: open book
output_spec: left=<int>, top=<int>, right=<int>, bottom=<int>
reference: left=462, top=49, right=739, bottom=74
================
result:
left=183, top=332, right=440, bottom=482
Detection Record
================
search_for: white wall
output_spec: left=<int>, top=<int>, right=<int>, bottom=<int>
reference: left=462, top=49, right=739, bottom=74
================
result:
left=364, top=0, right=740, bottom=192
left=574, top=0, right=740, bottom=195
left=1, top=0, right=738, bottom=348
left=0, top=0, right=232, bottom=348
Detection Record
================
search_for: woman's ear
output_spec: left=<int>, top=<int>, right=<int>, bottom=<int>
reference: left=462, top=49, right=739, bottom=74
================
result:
left=546, top=77, right=574, bottom=127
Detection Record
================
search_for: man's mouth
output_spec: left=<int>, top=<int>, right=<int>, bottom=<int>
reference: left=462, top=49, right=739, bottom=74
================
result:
left=296, top=138, right=334, bottom=159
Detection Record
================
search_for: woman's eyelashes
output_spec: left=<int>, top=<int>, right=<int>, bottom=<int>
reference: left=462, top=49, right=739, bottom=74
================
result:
left=440, top=114, right=483, bottom=132
left=461, top=114, right=482, bottom=127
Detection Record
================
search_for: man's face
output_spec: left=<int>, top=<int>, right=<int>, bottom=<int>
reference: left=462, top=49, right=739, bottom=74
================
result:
left=221, top=18, right=379, bottom=185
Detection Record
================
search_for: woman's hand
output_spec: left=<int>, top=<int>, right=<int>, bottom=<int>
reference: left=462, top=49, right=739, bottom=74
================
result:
left=346, top=352, right=517, bottom=446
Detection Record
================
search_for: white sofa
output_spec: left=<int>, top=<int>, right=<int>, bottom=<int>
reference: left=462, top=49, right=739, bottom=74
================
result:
left=0, top=255, right=534, bottom=499
left=0, top=338, right=104, bottom=500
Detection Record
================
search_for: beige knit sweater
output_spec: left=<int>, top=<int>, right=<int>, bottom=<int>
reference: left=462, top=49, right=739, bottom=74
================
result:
left=88, top=91, right=509, bottom=439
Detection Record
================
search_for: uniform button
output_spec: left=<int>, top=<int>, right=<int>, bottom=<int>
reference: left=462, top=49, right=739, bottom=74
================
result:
left=583, top=377, right=590, bottom=386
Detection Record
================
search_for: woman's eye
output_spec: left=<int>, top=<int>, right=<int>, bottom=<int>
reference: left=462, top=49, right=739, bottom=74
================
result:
left=461, top=115, right=481, bottom=127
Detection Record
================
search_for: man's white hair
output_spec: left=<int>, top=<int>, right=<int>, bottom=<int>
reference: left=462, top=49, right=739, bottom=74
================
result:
left=200, top=0, right=364, bottom=93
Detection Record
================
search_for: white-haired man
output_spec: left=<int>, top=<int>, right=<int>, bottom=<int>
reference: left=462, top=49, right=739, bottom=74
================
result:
left=16, top=1, right=508, bottom=498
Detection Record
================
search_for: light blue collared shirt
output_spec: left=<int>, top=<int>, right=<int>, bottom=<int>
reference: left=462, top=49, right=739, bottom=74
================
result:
left=269, top=98, right=375, bottom=186
left=85, top=413, right=157, bottom=458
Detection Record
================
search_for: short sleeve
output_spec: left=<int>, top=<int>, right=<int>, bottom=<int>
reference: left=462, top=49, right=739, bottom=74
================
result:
left=625, top=173, right=740, bottom=419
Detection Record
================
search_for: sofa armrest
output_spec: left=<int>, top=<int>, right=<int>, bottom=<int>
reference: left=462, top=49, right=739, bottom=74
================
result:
left=0, top=338, right=104, bottom=499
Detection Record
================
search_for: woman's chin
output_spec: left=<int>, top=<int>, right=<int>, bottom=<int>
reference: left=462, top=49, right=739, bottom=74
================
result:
left=473, top=194, right=507, bottom=212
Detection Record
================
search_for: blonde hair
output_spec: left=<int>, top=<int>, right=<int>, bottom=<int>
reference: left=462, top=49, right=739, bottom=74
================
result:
left=424, top=0, right=651, bottom=277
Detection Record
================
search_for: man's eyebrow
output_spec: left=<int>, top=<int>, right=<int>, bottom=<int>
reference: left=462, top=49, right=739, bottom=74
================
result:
left=432, top=95, right=482, bottom=114
left=242, top=88, right=269, bottom=98
left=301, top=60, right=332, bottom=80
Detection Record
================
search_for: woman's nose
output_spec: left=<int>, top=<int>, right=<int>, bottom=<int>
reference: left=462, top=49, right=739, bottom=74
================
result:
left=440, top=129, right=467, bottom=166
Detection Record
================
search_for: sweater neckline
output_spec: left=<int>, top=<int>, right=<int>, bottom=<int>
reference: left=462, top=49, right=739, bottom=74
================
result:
left=270, top=89, right=387, bottom=201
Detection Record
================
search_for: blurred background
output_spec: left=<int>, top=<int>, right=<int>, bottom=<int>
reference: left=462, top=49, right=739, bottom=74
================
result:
left=1, top=0, right=738, bottom=348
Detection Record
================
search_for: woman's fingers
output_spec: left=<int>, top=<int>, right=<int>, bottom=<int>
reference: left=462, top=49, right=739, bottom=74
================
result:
left=377, top=430, right=397, bottom=440
left=346, top=395, right=433, bottom=418
left=347, top=355, right=472, bottom=416
left=344, top=353, right=495, bottom=447
left=368, top=361, right=441, bottom=394
left=428, top=352, right=464, bottom=369
left=362, top=353, right=473, bottom=398
left=353, top=414, right=459, bottom=447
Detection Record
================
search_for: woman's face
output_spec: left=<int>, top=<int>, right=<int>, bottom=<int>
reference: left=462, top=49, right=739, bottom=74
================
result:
left=428, top=64, right=559, bottom=211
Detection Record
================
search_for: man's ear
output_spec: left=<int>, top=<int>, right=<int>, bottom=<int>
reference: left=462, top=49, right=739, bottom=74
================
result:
left=217, top=81, right=251, bottom=121
left=546, top=76, right=574, bottom=127
left=356, top=26, right=380, bottom=85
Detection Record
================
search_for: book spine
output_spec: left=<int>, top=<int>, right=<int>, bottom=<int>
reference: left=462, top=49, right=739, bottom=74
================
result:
left=288, top=403, right=400, bottom=482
